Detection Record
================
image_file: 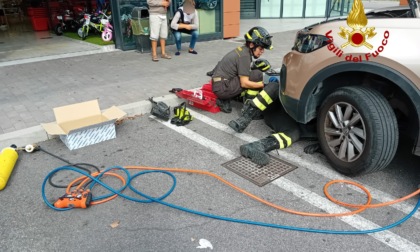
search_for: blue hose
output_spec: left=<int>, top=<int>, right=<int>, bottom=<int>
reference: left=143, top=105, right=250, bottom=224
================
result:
left=41, top=165, right=420, bottom=234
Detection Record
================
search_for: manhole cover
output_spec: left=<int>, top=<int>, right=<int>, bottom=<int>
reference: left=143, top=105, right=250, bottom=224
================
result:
left=222, top=155, right=298, bottom=187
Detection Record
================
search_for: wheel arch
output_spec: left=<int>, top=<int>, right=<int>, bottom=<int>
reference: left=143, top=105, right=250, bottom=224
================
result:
left=297, top=61, right=420, bottom=156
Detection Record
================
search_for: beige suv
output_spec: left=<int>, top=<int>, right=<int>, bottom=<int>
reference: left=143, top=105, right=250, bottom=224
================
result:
left=280, top=0, right=420, bottom=175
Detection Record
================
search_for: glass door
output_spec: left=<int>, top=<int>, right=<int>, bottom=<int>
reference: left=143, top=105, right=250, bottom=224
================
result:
left=305, top=0, right=328, bottom=17
left=260, top=0, right=281, bottom=18
left=282, top=0, right=304, bottom=17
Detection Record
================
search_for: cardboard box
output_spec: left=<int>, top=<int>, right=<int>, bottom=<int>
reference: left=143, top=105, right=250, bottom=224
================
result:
left=42, top=100, right=126, bottom=150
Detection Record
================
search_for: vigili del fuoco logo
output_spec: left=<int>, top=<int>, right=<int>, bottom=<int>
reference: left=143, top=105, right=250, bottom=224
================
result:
left=325, top=0, right=390, bottom=62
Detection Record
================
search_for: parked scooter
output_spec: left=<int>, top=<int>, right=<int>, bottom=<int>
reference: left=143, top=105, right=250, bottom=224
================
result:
left=55, top=9, right=82, bottom=36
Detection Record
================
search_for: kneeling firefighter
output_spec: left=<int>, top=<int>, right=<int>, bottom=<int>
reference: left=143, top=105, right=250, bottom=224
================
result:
left=209, top=26, right=273, bottom=113
left=229, top=67, right=317, bottom=166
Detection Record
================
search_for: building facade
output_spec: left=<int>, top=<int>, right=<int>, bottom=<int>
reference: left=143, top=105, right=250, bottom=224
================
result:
left=241, top=0, right=354, bottom=19
left=111, top=0, right=355, bottom=51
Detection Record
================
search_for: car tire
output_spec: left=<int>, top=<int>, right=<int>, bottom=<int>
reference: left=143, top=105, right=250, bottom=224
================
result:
left=317, top=86, right=398, bottom=175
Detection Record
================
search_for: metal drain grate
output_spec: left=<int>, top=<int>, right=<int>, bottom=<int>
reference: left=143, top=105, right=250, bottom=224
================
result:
left=222, top=155, right=298, bottom=187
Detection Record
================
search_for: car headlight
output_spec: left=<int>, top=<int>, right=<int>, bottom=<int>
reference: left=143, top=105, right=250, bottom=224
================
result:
left=292, top=29, right=330, bottom=53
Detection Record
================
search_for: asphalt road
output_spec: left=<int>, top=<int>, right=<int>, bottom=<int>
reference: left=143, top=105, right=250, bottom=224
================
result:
left=1, top=1, right=419, bottom=249
left=1, top=103, right=419, bottom=252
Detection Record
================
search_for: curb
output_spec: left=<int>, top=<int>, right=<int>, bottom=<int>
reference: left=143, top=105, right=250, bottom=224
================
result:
left=0, top=45, right=120, bottom=68
left=0, top=93, right=185, bottom=148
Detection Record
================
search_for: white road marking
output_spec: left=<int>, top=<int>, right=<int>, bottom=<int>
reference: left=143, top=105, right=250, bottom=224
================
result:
left=189, top=110, right=420, bottom=220
left=151, top=112, right=420, bottom=251
left=274, top=179, right=420, bottom=252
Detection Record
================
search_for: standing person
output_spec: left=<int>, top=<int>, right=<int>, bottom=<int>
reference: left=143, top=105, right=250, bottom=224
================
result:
left=147, top=0, right=172, bottom=62
left=209, top=26, right=273, bottom=113
left=170, top=0, right=199, bottom=56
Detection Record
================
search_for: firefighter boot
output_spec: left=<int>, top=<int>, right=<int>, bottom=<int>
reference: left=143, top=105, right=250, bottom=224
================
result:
left=216, top=99, right=232, bottom=113
left=228, top=101, right=262, bottom=133
left=242, top=98, right=264, bottom=120
left=240, top=136, right=280, bottom=166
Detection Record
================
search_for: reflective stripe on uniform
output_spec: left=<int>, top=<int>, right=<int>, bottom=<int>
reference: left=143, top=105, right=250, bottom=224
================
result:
left=256, top=62, right=270, bottom=72
left=272, top=134, right=284, bottom=149
left=261, top=65, right=270, bottom=71
left=259, top=90, right=273, bottom=105
left=246, top=89, right=259, bottom=96
left=252, top=98, right=266, bottom=111
left=278, top=133, right=292, bottom=147
left=272, top=132, right=292, bottom=149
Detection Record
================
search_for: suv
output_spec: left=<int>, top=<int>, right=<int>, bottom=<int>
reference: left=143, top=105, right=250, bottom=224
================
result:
left=280, top=0, right=420, bottom=175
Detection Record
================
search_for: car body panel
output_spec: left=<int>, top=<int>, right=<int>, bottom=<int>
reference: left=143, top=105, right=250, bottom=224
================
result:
left=280, top=14, right=420, bottom=157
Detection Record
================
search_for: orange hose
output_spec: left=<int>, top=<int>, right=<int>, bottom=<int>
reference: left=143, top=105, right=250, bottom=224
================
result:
left=65, top=165, right=420, bottom=217
left=324, top=180, right=420, bottom=209
left=66, top=171, right=126, bottom=205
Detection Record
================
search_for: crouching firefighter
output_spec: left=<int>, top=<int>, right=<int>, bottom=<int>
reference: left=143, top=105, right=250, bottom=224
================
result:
left=209, top=26, right=273, bottom=113
left=229, top=72, right=316, bottom=166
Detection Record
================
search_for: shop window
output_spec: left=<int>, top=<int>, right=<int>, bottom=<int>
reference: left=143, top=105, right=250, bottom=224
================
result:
left=282, top=0, right=304, bottom=17
left=306, top=0, right=328, bottom=17
left=260, top=0, right=281, bottom=18
left=113, top=0, right=222, bottom=51
left=328, top=0, right=354, bottom=17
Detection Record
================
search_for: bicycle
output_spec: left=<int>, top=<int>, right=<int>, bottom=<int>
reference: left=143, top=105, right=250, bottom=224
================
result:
left=101, top=17, right=113, bottom=42
left=78, top=11, right=111, bottom=40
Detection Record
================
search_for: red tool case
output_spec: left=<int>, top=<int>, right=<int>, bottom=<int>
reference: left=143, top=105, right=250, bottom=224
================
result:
left=175, top=82, right=221, bottom=113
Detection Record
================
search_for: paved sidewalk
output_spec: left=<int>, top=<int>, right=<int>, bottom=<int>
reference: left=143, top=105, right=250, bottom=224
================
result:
left=0, top=18, right=328, bottom=147
left=0, top=0, right=400, bottom=147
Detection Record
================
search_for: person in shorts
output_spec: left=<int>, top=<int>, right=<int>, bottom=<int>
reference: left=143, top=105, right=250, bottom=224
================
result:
left=147, top=0, right=172, bottom=62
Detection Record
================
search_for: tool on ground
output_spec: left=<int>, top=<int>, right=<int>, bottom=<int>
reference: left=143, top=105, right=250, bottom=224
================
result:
left=174, top=82, right=221, bottom=113
left=169, top=88, right=183, bottom=93
left=42, top=165, right=420, bottom=235
left=149, top=97, right=170, bottom=121
left=54, top=189, right=92, bottom=209
left=0, top=146, right=19, bottom=190
left=171, top=102, right=193, bottom=126
left=14, top=144, right=40, bottom=153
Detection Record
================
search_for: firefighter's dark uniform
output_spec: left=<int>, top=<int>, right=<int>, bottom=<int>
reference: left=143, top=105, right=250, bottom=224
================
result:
left=254, top=82, right=301, bottom=146
left=211, top=45, right=263, bottom=100
left=230, top=80, right=306, bottom=166
left=212, top=26, right=304, bottom=165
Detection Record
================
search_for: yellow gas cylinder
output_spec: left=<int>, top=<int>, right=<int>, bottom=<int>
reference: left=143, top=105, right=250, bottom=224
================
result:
left=0, top=147, right=19, bottom=190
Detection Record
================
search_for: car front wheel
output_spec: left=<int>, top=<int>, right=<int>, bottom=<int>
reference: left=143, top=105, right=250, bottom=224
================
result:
left=317, top=86, right=398, bottom=175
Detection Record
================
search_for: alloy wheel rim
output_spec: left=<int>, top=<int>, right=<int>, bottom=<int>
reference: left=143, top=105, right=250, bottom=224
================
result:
left=324, top=102, right=366, bottom=162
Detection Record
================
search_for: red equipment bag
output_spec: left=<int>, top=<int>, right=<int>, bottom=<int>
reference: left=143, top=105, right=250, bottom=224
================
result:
left=174, top=81, right=221, bottom=113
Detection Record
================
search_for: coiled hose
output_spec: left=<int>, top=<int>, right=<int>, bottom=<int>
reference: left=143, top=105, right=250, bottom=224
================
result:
left=42, top=165, right=420, bottom=235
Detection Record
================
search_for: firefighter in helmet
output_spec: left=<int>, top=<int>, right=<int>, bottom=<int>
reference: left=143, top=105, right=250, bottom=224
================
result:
left=210, top=26, right=273, bottom=113
left=224, top=30, right=316, bottom=166
left=211, top=26, right=315, bottom=166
